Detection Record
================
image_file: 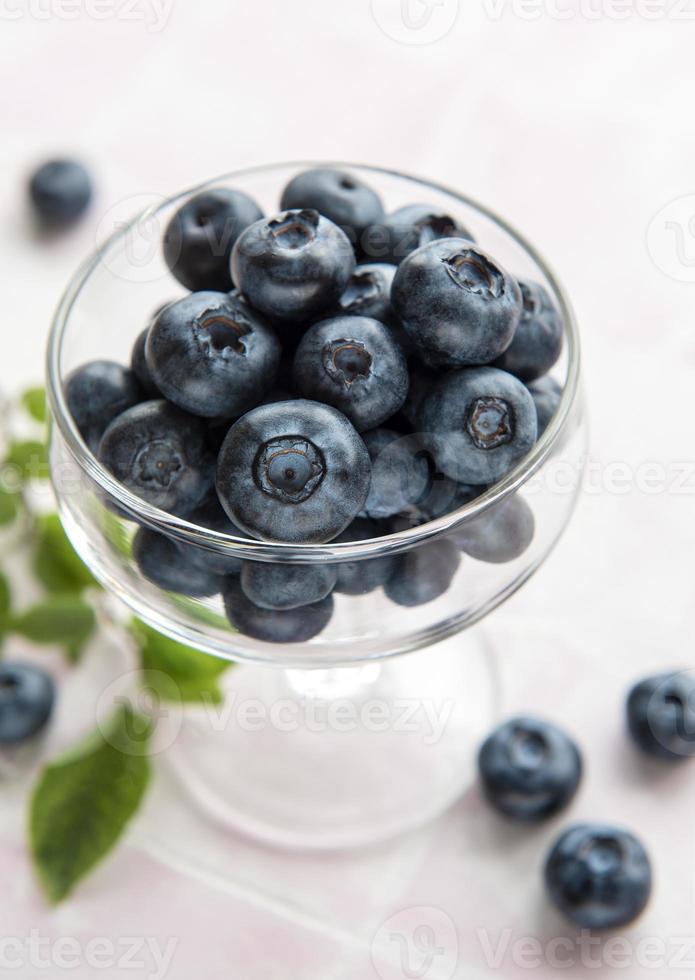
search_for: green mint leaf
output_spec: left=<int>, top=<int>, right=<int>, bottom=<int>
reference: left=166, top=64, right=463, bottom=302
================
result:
left=30, top=705, right=151, bottom=903
left=0, top=488, right=21, bottom=526
left=33, top=514, right=98, bottom=595
left=21, top=387, right=47, bottom=424
left=11, top=596, right=96, bottom=649
left=5, top=440, right=49, bottom=483
left=133, top=619, right=229, bottom=704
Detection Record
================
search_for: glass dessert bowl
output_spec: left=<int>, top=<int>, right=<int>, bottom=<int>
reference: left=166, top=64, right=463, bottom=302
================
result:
left=46, top=163, right=586, bottom=848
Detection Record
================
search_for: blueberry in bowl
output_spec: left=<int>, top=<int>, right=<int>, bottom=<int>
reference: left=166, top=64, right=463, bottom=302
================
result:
left=360, top=429, right=431, bottom=520
left=332, top=263, right=396, bottom=324
left=494, top=279, right=564, bottom=382
left=146, top=290, right=280, bottom=419
left=240, top=560, right=337, bottom=611
left=626, top=670, right=695, bottom=760
left=384, top=538, right=461, bottom=608
left=363, top=202, right=474, bottom=265
left=216, top=399, right=371, bottom=543
left=333, top=518, right=397, bottom=596
left=544, top=824, right=652, bottom=929
left=418, top=367, right=537, bottom=485
left=65, top=360, right=144, bottom=454
left=279, top=167, right=385, bottom=250
left=392, top=239, right=523, bottom=368
left=454, top=494, right=535, bottom=564
left=293, top=315, right=409, bottom=431
left=133, top=527, right=223, bottom=598
left=231, top=209, right=355, bottom=323
left=223, top=577, right=334, bottom=643
left=528, top=375, right=562, bottom=436
left=478, top=716, right=582, bottom=821
left=163, top=188, right=263, bottom=293
left=98, top=400, right=215, bottom=516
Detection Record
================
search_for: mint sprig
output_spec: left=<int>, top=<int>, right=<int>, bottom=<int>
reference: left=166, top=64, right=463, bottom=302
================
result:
left=30, top=705, right=152, bottom=903
left=2, top=386, right=234, bottom=902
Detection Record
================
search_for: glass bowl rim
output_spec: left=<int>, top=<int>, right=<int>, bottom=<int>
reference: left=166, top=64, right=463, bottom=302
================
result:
left=46, top=160, right=581, bottom=564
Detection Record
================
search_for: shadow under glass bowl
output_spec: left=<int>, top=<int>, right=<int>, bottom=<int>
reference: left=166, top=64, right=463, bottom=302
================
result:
left=45, top=162, right=586, bottom=670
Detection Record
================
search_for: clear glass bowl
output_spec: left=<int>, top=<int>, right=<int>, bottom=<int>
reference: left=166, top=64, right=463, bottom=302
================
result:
left=45, top=164, right=586, bottom=848
left=46, top=163, right=585, bottom=670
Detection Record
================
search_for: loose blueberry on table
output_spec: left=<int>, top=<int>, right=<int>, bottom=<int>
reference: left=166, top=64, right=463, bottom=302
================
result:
left=63, top=166, right=567, bottom=640
left=28, top=159, right=92, bottom=228
left=627, top=671, right=695, bottom=760
left=544, top=824, right=652, bottom=929
left=478, top=716, right=582, bottom=821
left=0, top=663, right=55, bottom=746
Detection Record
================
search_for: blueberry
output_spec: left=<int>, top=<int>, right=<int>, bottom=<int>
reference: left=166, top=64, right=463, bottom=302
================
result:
left=419, top=367, right=537, bottom=485
left=163, top=188, right=263, bottom=293
left=184, top=494, right=250, bottom=577
left=240, top=560, right=337, bottom=610
left=146, top=291, right=280, bottom=419
left=409, top=475, right=482, bottom=525
left=527, top=375, right=562, bottom=436
left=293, top=316, right=408, bottom=431
left=28, top=159, right=92, bottom=228
left=98, top=400, right=214, bottom=516
left=131, top=329, right=160, bottom=398
left=216, top=400, right=370, bottom=543
left=384, top=539, right=460, bottom=607
left=478, top=717, right=582, bottom=822
left=223, top=577, right=333, bottom=643
left=131, top=302, right=174, bottom=398
left=332, top=263, right=413, bottom=354
left=494, top=280, right=563, bottom=382
left=360, top=429, right=430, bottom=519
left=0, top=663, right=55, bottom=745
left=231, top=210, right=355, bottom=323
left=279, top=168, right=384, bottom=251
left=401, top=363, right=437, bottom=427
left=627, top=671, right=695, bottom=760
left=333, top=263, right=395, bottom=323
left=392, top=239, right=522, bottom=368
left=363, top=203, right=474, bottom=264
left=333, top=518, right=397, bottom=596
left=65, top=360, right=143, bottom=454
left=454, top=494, right=535, bottom=563
left=133, top=527, right=222, bottom=598
left=545, top=824, right=652, bottom=929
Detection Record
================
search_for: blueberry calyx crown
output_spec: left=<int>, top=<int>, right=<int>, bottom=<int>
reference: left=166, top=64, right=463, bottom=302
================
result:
left=196, top=311, right=249, bottom=356
left=443, top=248, right=504, bottom=299
left=253, top=436, right=325, bottom=503
left=466, top=396, right=514, bottom=450
left=136, top=440, right=183, bottom=487
left=269, top=210, right=319, bottom=250
left=323, top=339, right=373, bottom=386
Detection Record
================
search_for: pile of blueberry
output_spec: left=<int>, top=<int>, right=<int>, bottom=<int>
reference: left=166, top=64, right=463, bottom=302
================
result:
left=478, top=669, right=695, bottom=929
left=65, top=167, right=565, bottom=641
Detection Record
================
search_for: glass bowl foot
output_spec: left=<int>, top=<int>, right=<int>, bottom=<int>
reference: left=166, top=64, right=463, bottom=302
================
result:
left=161, top=630, right=498, bottom=850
